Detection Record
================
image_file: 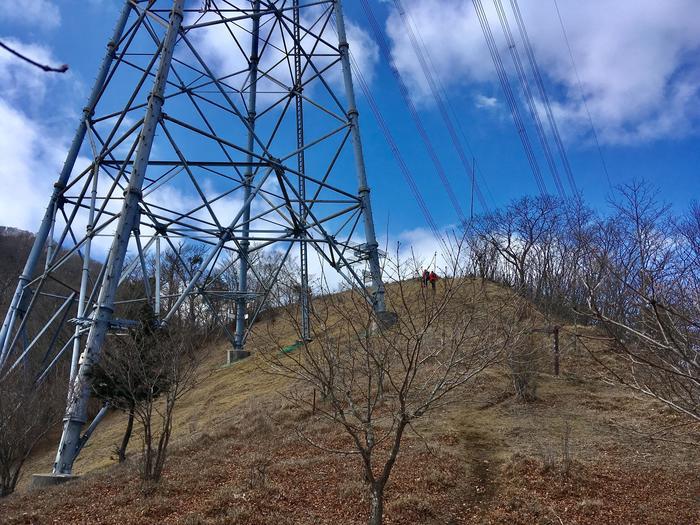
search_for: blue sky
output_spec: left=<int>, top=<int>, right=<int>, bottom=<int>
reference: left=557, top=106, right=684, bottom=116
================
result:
left=1, top=0, right=699, bottom=265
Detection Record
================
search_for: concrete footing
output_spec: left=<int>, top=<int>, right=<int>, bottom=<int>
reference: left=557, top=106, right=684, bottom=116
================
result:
left=227, top=349, right=250, bottom=365
left=31, top=473, right=79, bottom=489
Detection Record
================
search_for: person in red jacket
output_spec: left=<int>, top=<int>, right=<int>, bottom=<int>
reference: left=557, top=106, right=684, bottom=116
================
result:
left=428, top=270, right=439, bottom=291
left=421, top=269, right=430, bottom=288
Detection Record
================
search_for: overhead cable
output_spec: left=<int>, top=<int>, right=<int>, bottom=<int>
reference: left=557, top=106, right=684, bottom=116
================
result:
left=358, top=0, right=467, bottom=223
left=509, top=0, right=578, bottom=194
left=349, top=52, right=444, bottom=244
left=471, top=0, right=548, bottom=197
left=391, top=0, right=490, bottom=213
left=552, top=0, right=612, bottom=188
left=493, top=0, right=566, bottom=198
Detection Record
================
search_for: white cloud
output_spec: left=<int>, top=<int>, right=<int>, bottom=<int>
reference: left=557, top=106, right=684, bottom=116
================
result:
left=385, top=0, right=700, bottom=145
left=0, top=99, right=65, bottom=231
left=393, top=226, right=453, bottom=276
left=346, top=21, right=380, bottom=86
left=0, top=39, right=71, bottom=231
left=385, top=0, right=491, bottom=96
left=303, top=223, right=457, bottom=294
left=475, top=94, right=498, bottom=109
left=0, top=0, right=61, bottom=29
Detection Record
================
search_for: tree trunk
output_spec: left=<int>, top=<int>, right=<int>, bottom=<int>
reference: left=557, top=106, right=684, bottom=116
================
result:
left=118, top=406, right=134, bottom=463
left=142, top=410, right=153, bottom=480
left=368, top=482, right=384, bottom=525
left=152, top=397, right=175, bottom=483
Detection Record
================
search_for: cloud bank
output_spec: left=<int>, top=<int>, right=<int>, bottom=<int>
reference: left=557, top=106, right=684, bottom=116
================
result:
left=385, top=0, right=700, bottom=145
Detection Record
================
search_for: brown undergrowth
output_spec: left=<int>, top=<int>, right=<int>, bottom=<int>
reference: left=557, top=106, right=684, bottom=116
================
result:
left=1, top=280, right=697, bottom=524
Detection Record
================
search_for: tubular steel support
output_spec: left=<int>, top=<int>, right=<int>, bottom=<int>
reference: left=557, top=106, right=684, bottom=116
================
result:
left=335, top=0, right=386, bottom=314
left=294, top=0, right=311, bottom=342
left=0, top=0, right=132, bottom=368
left=52, top=0, right=185, bottom=475
left=70, top=164, right=100, bottom=383
left=75, top=404, right=110, bottom=456
left=232, top=0, right=261, bottom=359
left=155, top=235, right=161, bottom=317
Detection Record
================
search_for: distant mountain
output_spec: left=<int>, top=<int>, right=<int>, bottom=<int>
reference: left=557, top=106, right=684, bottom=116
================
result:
left=0, top=226, right=34, bottom=238
left=0, top=226, right=101, bottom=324
left=0, top=226, right=35, bottom=274
left=0, top=227, right=37, bottom=316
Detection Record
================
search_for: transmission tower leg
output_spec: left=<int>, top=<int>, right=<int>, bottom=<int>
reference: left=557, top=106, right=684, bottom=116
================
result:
left=231, top=0, right=261, bottom=364
left=155, top=235, right=161, bottom=318
left=52, top=0, right=185, bottom=476
left=293, top=0, right=311, bottom=342
left=70, top=164, right=100, bottom=383
left=0, top=1, right=132, bottom=369
left=335, top=0, right=386, bottom=314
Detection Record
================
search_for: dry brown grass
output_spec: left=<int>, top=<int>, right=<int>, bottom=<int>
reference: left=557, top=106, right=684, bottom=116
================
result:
left=2, top=278, right=698, bottom=524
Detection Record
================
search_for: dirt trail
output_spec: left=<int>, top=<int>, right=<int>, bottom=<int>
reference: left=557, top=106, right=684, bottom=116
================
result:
left=451, top=404, right=509, bottom=519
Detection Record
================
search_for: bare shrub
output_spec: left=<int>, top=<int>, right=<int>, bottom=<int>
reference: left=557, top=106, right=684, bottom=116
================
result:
left=534, top=419, right=574, bottom=478
left=262, top=236, right=524, bottom=525
left=386, top=493, right=435, bottom=523
left=246, top=451, right=272, bottom=490
left=508, top=345, right=539, bottom=402
left=93, top=306, right=204, bottom=484
left=561, top=420, right=573, bottom=477
left=236, top=400, right=276, bottom=491
left=507, top=305, right=539, bottom=402
left=338, top=477, right=365, bottom=500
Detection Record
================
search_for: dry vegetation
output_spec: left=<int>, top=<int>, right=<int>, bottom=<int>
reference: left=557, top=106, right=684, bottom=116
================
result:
left=1, top=279, right=698, bottom=524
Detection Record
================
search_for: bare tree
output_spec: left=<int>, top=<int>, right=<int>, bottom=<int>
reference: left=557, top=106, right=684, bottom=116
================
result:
left=93, top=306, right=204, bottom=483
left=506, top=303, right=539, bottom=402
left=90, top=305, right=155, bottom=463
left=0, top=40, right=68, bottom=73
left=262, top=239, right=524, bottom=525
left=582, top=183, right=699, bottom=421
left=464, top=229, right=500, bottom=281
left=0, top=369, right=62, bottom=496
left=467, top=194, right=597, bottom=319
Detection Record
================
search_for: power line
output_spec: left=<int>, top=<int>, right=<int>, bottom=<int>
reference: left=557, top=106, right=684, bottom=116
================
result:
left=349, top=50, right=444, bottom=245
left=441, top=91, right=498, bottom=210
left=391, top=0, right=490, bottom=213
left=471, top=0, right=548, bottom=197
left=399, top=5, right=498, bottom=210
left=552, top=0, right=612, bottom=188
left=509, top=0, right=578, bottom=195
left=329, top=12, right=444, bottom=243
left=492, top=0, right=566, bottom=198
left=358, top=0, right=467, bottom=223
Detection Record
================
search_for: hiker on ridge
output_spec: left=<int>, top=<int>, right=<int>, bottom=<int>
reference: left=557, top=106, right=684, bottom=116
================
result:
left=429, top=270, right=439, bottom=291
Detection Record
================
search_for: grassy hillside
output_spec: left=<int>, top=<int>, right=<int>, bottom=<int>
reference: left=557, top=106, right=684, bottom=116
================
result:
left=1, top=279, right=698, bottom=524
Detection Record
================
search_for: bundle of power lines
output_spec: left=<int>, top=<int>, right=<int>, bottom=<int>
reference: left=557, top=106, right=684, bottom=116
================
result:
left=348, top=0, right=611, bottom=231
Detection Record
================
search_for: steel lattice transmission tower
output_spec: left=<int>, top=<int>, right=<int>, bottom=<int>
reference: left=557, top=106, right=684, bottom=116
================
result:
left=0, top=0, right=388, bottom=477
